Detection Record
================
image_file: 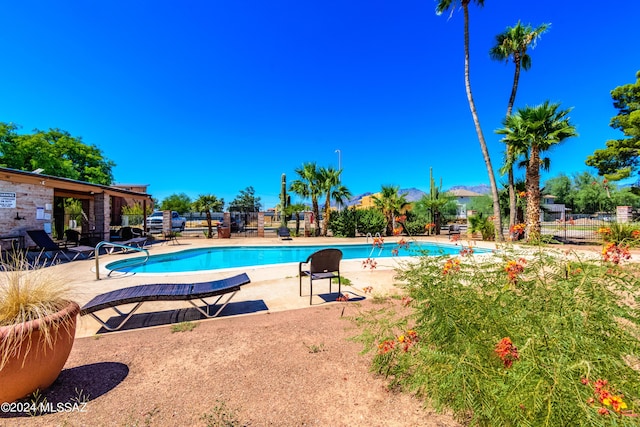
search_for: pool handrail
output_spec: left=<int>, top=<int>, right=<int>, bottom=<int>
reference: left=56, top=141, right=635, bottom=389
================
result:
left=94, top=241, right=149, bottom=280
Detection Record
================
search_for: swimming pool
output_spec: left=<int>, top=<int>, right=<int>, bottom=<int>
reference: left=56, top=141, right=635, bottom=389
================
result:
left=106, top=242, right=477, bottom=274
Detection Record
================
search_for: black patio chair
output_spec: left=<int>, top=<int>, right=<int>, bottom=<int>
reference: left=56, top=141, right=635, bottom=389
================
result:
left=299, top=248, right=343, bottom=305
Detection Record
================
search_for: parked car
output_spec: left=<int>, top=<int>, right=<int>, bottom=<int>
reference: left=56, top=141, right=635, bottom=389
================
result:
left=146, top=211, right=186, bottom=232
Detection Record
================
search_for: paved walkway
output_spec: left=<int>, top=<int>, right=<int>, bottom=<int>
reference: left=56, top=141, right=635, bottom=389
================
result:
left=48, top=234, right=568, bottom=338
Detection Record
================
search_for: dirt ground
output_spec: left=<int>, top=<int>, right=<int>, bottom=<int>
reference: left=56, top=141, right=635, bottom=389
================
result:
left=1, top=300, right=461, bottom=427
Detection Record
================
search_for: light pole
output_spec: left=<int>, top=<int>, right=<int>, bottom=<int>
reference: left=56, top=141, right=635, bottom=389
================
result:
left=335, top=149, right=341, bottom=212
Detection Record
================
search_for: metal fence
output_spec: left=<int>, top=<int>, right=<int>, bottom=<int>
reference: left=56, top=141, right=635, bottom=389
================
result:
left=541, top=213, right=615, bottom=244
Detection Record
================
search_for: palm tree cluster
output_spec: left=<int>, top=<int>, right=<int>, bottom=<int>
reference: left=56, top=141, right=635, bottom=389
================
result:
left=289, top=162, right=351, bottom=236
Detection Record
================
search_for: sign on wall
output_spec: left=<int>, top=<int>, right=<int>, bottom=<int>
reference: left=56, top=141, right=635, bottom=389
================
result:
left=0, top=192, right=16, bottom=208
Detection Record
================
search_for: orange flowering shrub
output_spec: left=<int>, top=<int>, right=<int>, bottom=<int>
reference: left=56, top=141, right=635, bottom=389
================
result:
left=505, top=258, right=526, bottom=284
left=377, top=330, right=419, bottom=355
left=602, top=242, right=631, bottom=264
left=459, top=247, right=474, bottom=257
left=362, top=258, right=377, bottom=270
left=372, top=237, right=384, bottom=248
left=442, top=258, right=461, bottom=275
left=509, top=223, right=526, bottom=239
left=336, top=293, right=350, bottom=302
left=494, top=337, right=519, bottom=368
left=583, top=378, right=636, bottom=417
left=362, top=286, right=373, bottom=294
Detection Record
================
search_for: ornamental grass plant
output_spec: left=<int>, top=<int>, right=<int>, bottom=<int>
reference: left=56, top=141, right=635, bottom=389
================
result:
left=353, top=244, right=640, bottom=426
left=0, top=250, right=72, bottom=370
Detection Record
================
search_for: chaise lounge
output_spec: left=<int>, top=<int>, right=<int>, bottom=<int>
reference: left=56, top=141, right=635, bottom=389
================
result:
left=27, top=229, right=96, bottom=261
left=80, top=272, right=251, bottom=331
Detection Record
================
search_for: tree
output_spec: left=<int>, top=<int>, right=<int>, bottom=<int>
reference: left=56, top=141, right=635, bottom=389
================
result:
left=160, top=193, right=192, bottom=214
left=230, top=186, right=262, bottom=212
left=586, top=70, right=640, bottom=181
left=412, top=168, right=457, bottom=234
left=543, top=174, right=574, bottom=210
left=0, top=123, right=115, bottom=185
left=318, top=166, right=352, bottom=236
left=436, top=0, right=504, bottom=241
left=192, top=194, right=224, bottom=238
left=497, top=102, right=577, bottom=241
left=490, top=21, right=549, bottom=230
left=285, top=202, right=307, bottom=236
left=290, top=162, right=322, bottom=236
left=372, top=185, right=409, bottom=236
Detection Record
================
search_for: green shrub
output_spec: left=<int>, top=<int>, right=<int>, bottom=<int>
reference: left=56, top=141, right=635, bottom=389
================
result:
left=328, top=207, right=358, bottom=237
left=597, top=222, right=640, bottom=246
left=468, top=212, right=495, bottom=240
left=356, top=208, right=386, bottom=236
left=403, top=219, right=426, bottom=236
left=353, top=246, right=640, bottom=426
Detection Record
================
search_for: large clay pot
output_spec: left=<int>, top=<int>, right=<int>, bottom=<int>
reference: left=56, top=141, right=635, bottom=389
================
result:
left=0, top=301, right=79, bottom=403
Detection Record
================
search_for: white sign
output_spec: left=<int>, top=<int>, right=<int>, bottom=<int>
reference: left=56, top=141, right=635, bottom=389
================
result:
left=0, top=192, right=16, bottom=208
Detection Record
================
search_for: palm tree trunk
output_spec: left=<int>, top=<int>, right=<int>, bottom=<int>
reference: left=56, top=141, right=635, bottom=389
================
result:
left=463, top=4, right=504, bottom=241
left=323, top=194, right=331, bottom=236
left=525, top=146, right=541, bottom=241
left=506, top=59, right=522, bottom=233
left=312, top=198, right=320, bottom=236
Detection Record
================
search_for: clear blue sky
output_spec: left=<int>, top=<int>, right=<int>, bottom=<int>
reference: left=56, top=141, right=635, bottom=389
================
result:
left=1, top=1, right=638, bottom=209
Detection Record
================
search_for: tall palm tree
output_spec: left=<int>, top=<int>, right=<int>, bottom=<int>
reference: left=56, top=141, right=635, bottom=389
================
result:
left=290, top=162, right=322, bottom=236
left=496, top=102, right=577, bottom=241
left=318, top=166, right=352, bottom=236
left=436, top=0, right=504, bottom=241
left=490, top=21, right=549, bottom=232
left=192, top=194, right=224, bottom=238
left=372, top=185, right=409, bottom=236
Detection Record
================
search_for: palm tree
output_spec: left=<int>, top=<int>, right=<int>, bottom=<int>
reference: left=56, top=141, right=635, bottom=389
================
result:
left=372, top=185, right=409, bottom=236
left=496, top=102, right=577, bottom=241
left=290, top=162, right=322, bottom=236
left=192, top=194, right=224, bottom=238
left=490, top=21, right=549, bottom=233
left=318, top=166, right=352, bottom=236
left=285, top=202, right=307, bottom=236
left=436, top=0, right=504, bottom=241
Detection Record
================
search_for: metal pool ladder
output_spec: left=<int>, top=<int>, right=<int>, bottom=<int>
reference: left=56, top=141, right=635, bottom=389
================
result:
left=94, top=241, right=150, bottom=280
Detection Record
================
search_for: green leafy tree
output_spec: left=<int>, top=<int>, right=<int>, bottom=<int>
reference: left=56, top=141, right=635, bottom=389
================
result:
left=318, top=166, right=352, bottom=236
left=543, top=174, right=575, bottom=210
left=436, top=0, right=504, bottom=241
left=160, top=193, right=192, bottom=214
left=290, top=162, right=322, bottom=236
left=586, top=70, right=640, bottom=181
left=490, top=21, right=549, bottom=230
left=0, top=123, right=115, bottom=184
left=284, top=202, right=307, bottom=236
left=467, top=194, right=494, bottom=216
left=372, top=185, right=409, bottom=236
left=192, top=194, right=224, bottom=238
left=497, top=102, right=577, bottom=240
left=229, top=186, right=262, bottom=212
left=572, top=172, right=615, bottom=213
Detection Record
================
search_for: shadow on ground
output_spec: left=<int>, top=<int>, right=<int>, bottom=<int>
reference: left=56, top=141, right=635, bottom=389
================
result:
left=95, top=299, right=268, bottom=333
left=0, top=362, right=129, bottom=419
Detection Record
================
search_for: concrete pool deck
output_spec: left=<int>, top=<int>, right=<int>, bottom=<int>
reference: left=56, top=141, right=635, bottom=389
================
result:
left=49, top=235, right=500, bottom=338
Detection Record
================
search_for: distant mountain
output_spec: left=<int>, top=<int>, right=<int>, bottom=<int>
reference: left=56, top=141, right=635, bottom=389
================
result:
left=447, top=184, right=491, bottom=195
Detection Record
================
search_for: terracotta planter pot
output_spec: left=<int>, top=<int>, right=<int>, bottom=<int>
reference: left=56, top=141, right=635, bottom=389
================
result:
left=0, top=301, right=80, bottom=403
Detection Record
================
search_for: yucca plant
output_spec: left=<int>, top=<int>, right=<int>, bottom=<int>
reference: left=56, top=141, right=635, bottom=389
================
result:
left=353, top=245, right=640, bottom=426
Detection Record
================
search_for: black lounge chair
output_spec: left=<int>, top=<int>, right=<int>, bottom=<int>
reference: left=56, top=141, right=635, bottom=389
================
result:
left=27, top=229, right=95, bottom=262
left=80, top=273, right=251, bottom=331
left=277, top=226, right=292, bottom=240
left=299, top=248, right=343, bottom=305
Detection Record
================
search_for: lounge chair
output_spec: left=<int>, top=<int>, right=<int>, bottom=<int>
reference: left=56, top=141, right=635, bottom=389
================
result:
left=26, top=229, right=95, bottom=262
left=299, top=248, right=343, bottom=305
left=277, top=226, right=292, bottom=240
left=80, top=272, right=251, bottom=331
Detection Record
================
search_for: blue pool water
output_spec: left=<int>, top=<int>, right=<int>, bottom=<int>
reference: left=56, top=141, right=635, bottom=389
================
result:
left=106, top=242, right=478, bottom=274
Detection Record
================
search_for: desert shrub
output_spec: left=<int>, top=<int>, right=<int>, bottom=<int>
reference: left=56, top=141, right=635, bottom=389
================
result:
left=328, top=207, right=358, bottom=237
left=353, top=246, right=640, bottom=426
left=468, top=212, right=495, bottom=240
left=597, top=222, right=640, bottom=246
left=356, top=208, right=386, bottom=236
left=402, top=219, right=427, bottom=236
